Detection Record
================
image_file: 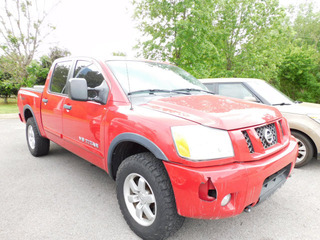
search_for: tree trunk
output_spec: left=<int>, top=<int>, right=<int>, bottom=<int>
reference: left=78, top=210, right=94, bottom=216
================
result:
left=227, top=57, right=232, bottom=71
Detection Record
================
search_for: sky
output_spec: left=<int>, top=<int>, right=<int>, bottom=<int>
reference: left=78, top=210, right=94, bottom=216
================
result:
left=19, top=0, right=320, bottom=58
left=39, top=0, right=139, bottom=57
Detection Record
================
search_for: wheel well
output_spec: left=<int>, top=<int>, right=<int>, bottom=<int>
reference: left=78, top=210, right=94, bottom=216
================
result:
left=24, top=109, right=33, bottom=121
left=110, top=141, right=150, bottom=180
left=291, top=129, right=317, bottom=158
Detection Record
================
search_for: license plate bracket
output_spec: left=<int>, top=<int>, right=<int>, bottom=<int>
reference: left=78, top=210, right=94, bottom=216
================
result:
left=258, top=163, right=292, bottom=203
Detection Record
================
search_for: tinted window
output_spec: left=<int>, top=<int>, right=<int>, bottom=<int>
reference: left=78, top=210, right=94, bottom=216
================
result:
left=218, top=83, right=257, bottom=100
left=73, top=61, right=104, bottom=88
left=50, top=61, right=72, bottom=93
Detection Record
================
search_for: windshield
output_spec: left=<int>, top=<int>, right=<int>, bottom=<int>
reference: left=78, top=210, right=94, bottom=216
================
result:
left=247, top=80, right=294, bottom=105
left=106, top=60, right=207, bottom=94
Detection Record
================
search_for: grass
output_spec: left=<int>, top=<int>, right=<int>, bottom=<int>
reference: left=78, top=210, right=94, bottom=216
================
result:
left=0, top=98, right=19, bottom=114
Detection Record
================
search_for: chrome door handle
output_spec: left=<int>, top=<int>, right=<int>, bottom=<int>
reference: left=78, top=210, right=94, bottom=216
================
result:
left=63, top=104, right=72, bottom=110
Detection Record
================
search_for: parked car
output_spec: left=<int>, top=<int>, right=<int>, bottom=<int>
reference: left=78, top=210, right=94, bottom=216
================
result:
left=200, top=78, right=320, bottom=168
left=17, top=59, right=297, bottom=239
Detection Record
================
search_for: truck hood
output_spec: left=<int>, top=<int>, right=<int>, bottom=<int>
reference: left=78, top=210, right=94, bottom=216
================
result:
left=141, top=95, right=282, bottom=130
left=276, top=102, right=320, bottom=115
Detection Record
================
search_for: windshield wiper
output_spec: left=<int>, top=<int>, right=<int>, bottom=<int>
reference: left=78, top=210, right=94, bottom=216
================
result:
left=172, top=88, right=215, bottom=95
left=272, top=102, right=292, bottom=106
left=128, top=89, right=189, bottom=96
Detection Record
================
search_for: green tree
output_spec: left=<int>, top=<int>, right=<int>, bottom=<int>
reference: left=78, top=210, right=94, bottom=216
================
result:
left=278, top=46, right=320, bottom=103
left=112, top=51, right=127, bottom=57
left=30, top=46, right=71, bottom=85
left=48, top=46, right=71, bottom=63
left=277, top=2, right=320, bottom=103
left=0, top=63, right=18, bottom=103
left=207, top=0, right=288, bottom=81
left=26, top=46, right=71, bottom=86
left=0, top=0, right=56, bottom=84
left=133, top=0, right=288, bottom=80
left=26, top=57, right=50, bottom=85
left=292, top=2, right=320, bottom=52
left=133, top=0, right=218, bottom=77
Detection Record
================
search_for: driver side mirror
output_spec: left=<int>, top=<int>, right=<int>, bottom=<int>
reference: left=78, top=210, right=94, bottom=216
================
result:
left=68, top=78, right=88, bottom=101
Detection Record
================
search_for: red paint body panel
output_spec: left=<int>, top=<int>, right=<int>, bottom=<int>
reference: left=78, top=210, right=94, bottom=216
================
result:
left=17, top=57, right=298, bottom=220
left=164, top=136, right=297, bottom=219
left=145, top=95, right=282, bottom=130
left=41, top=92, right=66, bottom=142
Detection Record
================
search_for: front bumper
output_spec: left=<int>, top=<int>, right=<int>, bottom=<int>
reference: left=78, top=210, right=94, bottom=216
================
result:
left=164, top=137, right=297, bottom=219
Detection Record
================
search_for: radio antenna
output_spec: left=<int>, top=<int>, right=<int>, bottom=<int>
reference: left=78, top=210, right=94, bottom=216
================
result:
left=125, top=61, right=133, bottom=110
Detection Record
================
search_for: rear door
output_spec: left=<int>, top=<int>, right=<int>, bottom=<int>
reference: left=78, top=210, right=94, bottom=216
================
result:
left=62, top=59, right=109, bottom=167
left=41, top=60, right=72, bottom=143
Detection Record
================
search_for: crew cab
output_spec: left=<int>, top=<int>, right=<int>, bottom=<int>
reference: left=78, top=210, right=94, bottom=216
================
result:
left=18, top=57, right=298, bottom=239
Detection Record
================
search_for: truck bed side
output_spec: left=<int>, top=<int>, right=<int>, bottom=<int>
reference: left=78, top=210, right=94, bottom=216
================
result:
left=18, top=87, right=46, bottom=137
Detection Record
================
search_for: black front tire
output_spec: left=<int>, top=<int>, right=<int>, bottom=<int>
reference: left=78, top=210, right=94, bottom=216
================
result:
left=116, top=152, right=184, bottom=240
left=292, top=131, right=314, bottom=168
left=26, top=117, right=50, bottom=157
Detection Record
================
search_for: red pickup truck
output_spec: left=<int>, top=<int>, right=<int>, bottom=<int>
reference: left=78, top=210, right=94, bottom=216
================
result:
left=18, top=57, right=298, bottom=239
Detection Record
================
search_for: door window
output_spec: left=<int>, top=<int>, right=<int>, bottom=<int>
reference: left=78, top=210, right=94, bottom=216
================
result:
left=73, top=61, right=107, bottom=99
left=203, top=83, right=215, bottom=93
left=50, top=61, right=72, bottom=94
left=218, top=83, right=257, bottom=100
left=73, top=61, right=105, bottom=88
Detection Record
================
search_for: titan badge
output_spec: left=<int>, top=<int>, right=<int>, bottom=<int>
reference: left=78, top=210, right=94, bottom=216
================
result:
left=79, top=136, right=99, bottom=148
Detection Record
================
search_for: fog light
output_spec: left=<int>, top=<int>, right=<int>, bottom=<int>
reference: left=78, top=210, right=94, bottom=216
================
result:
left=221, top=194, right=231, bottom=206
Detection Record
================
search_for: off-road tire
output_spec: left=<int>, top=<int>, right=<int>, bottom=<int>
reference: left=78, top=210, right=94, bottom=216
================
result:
left=292, top=131, right=314, bottom=168
left=26, top=117, right=50, bottom=157
left=116, top=152, right=184, bottom=240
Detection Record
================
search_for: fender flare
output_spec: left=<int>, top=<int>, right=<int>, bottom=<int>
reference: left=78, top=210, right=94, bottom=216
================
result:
left=107, top=133, right=169, bottom=179
left=23, top=105, right=42, bottom=136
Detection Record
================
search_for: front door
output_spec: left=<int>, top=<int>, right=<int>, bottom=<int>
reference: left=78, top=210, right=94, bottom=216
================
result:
left=62, top=60, right=109, bottom=168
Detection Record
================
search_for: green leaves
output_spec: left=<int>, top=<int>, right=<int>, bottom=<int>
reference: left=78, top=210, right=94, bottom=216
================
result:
left=132, top=0, right=320, bottom=103
left=278, top=46, right=320, bottom=102
left=0, top=68, right=19, bottom=101
left=0, top=0, right=56, bottom=86
left=133, top=0, right=286, bottom=77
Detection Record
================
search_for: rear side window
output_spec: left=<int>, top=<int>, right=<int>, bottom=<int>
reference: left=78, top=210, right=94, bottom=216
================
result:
left=73, top=61, right=104, bottom=88
left=218, top=83, right=257, bottom=100
left=50, top=61, right=72, bottom=93
left=203, top=83, right=215, bottom=93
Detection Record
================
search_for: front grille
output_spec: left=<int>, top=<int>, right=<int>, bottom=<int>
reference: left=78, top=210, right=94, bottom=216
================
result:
left=242, top=131, right=254, bottom=153
left=255, top=123, right=278, bottom=149
left=279, top=121, right=284, bottom=137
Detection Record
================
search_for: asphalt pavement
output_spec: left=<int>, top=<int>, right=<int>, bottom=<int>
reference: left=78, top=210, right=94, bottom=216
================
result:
left=1, top=117, right=320, bottom=240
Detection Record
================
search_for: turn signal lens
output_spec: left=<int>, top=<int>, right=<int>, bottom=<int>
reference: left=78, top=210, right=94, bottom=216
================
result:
left=172, top=132, right=190, bottom=158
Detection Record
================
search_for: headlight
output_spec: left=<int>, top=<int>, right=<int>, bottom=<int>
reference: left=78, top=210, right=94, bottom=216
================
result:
left=171, top=125, right=234, bottom=161
left=308, top=114, right=320, bottom=124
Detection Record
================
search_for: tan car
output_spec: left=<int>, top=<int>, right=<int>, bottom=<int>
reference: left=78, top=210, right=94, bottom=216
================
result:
left=200, top=78, right=320, bottom=168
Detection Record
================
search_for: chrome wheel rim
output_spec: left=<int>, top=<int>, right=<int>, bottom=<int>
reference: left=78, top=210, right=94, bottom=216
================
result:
left=123, top=173, right=156, bottom=226
left=27, top=125, right=35, bottom=150
left=296, top=138, right=307, bottom=163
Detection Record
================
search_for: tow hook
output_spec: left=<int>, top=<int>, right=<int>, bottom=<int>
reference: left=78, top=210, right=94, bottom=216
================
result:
left=244, top=205, right=252, bottom=213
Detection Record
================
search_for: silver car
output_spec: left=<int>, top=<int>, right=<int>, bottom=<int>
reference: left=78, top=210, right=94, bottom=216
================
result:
left=201, top=78, right=320, bottom=168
